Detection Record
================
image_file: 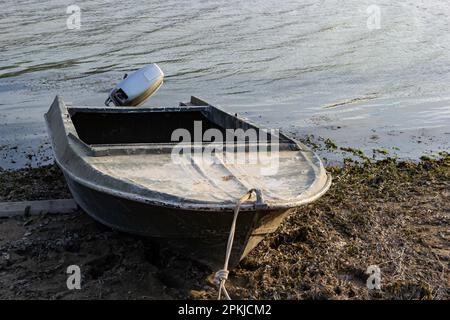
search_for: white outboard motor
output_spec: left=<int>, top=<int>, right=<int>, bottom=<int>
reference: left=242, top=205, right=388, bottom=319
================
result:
left=105, top=63, right=164, bottom=106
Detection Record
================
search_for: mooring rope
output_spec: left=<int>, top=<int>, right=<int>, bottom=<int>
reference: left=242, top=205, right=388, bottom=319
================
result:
left=215, top=189, right=260, bottom=300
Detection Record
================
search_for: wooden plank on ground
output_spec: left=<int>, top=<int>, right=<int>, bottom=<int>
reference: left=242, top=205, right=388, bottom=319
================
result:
left=0, top=199, right=78, bottom=218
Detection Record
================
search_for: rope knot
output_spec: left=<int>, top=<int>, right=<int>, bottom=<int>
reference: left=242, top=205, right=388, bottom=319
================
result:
left=214, top=269, right=229, bottom=286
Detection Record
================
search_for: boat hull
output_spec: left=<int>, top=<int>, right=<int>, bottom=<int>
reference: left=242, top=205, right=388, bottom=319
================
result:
left=63, top=172, right=293, bottom=269
left=45, top=96, right=331, bottom=269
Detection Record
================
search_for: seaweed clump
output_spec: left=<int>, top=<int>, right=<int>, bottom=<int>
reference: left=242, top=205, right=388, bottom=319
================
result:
left=229, top=152, right=450, bottom=299
left=0, top=152, right=448, bottom=300
left=0, top=164, right=70, bottom=201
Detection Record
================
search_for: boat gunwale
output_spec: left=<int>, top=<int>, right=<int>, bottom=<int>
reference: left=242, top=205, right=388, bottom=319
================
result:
left=67, top=105, right=210, bottom=115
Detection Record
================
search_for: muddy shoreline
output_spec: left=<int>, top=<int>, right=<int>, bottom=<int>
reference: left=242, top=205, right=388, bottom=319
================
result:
left=0, top=152, right=449, bottom=300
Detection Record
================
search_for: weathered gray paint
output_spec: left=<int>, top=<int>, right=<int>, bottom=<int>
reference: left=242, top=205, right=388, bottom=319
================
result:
left=45, top=96, right=331, bottom=268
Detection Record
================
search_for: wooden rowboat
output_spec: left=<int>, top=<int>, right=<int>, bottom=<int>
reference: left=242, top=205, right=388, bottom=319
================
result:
left=45, top=96, right=331, bottom=269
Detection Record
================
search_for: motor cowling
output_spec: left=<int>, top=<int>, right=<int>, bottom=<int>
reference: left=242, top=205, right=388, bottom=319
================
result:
left=105, top=63, right=164, bottom=106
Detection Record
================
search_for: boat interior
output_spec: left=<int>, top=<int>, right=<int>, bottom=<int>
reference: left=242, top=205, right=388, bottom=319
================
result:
left=71, top=108, right=219, bottom=145
left=67, top=102, right=298, bottom=156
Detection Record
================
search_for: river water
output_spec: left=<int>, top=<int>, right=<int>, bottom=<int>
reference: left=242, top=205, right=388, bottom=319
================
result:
left=1, top=0, right=450, bottom=168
